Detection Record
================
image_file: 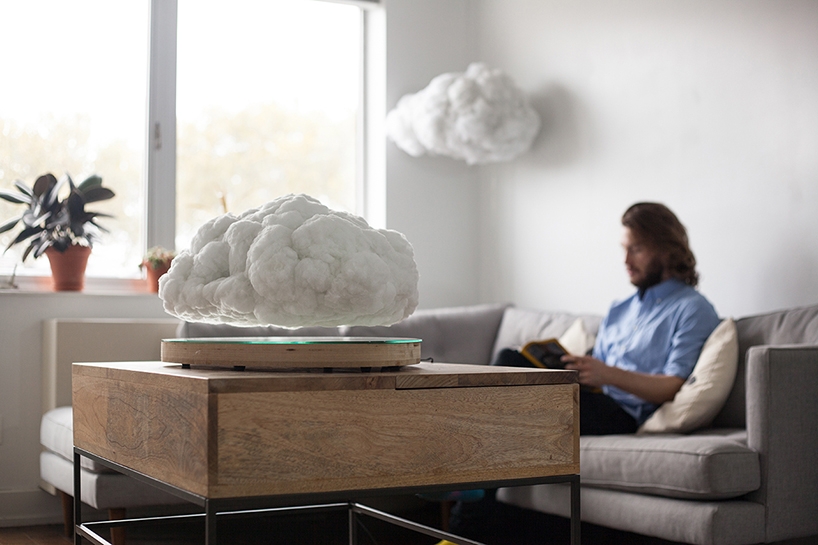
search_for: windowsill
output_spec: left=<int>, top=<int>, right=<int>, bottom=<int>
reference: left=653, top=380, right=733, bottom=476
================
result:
left=0, top=274, right=162, bottom=296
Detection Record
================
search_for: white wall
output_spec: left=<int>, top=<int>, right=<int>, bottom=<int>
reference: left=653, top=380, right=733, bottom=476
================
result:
left=0, top=292, right=170, bottom=525
left=383, top=0, right=483, bottom=309
left=475, top=0, right=818, bottom=318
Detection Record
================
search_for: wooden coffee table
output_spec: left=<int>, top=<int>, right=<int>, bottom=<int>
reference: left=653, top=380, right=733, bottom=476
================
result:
left=72, top=360, right=580, bottom=544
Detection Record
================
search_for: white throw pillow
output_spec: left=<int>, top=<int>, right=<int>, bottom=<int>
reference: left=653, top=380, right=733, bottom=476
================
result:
left=559, top=318, right=596, bottom=356
left=639, top=318, right=739, bottom=434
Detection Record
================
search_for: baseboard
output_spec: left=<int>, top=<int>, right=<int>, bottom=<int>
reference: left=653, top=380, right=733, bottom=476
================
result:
left=0, top=489, right=63, bottom=528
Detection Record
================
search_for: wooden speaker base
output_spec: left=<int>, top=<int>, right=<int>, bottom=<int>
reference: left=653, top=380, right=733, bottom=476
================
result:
left=161, top=336, right=421, bottom=370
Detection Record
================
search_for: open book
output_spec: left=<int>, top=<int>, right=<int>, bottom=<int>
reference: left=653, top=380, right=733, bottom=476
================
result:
left=520, top=338, right=569, bottom=369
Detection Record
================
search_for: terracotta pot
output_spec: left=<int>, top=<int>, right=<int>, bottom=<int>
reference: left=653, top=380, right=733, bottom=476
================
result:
left=144, top=260, right=172, bottom=293
left=45, top=245, right=92, bottom=291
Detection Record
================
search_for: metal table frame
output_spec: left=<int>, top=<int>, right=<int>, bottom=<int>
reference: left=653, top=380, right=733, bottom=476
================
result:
left=74, top=448, right=580, bottom=545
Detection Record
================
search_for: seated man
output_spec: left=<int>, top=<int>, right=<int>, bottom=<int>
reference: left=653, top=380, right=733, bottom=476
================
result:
left=446, top=202, right=720, bottom=542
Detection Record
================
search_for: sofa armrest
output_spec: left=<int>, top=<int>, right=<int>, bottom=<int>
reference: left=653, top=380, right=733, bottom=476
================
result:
left=745, top=344, right=818, bottom=542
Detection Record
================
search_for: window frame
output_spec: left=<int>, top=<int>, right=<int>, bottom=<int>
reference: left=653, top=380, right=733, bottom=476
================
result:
left=1, top=0, right=380, bottom=293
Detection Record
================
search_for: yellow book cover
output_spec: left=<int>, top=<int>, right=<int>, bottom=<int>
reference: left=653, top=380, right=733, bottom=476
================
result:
left=520, top=339, right=569, bottom=369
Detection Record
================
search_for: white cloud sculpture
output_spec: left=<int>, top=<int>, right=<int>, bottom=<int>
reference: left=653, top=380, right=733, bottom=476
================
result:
left=159, top=194, right=419, bottom=328
left=386, top=62, right=541, bottom=165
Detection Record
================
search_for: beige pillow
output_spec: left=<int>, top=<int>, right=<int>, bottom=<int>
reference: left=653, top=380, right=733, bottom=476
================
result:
left=559, top=318, right=596, bottom=356
left=639, top=318, right=739, bottom=434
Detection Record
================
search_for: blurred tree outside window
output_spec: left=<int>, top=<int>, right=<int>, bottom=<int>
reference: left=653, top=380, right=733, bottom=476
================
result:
left=176, top=0, right=360, bottom=251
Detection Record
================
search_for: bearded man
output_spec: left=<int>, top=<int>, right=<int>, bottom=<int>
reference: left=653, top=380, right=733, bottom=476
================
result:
left=442, top=203, right=721, bottom=544
left=495, top=202, right=721, bottom=434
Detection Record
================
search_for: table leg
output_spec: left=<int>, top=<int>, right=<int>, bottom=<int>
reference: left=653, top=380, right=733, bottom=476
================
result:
left=205, top=500, right=217, bottom=545
left=570, top=477, right=581, bottom=545
left=74, top=451, right=82, bottom=545
left=348, top=502, right=358, bottom=545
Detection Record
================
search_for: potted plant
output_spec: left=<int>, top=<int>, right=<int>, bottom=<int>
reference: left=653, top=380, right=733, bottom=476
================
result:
left=0, top=172, right=115, bottom=291
left=140, top=246, right=176, bottom=293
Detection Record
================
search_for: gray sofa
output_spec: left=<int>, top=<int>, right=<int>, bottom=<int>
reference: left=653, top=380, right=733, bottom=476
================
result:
left=180, top=302, right=818, bottom=545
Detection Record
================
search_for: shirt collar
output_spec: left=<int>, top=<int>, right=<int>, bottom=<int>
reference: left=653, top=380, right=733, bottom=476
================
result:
left=638, top=277, right=685, bottom=304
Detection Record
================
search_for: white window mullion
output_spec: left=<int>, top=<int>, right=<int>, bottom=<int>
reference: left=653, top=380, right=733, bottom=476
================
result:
left=363, top=4, right=386, bottom=229
left=146, top=0, right=178, bottom=252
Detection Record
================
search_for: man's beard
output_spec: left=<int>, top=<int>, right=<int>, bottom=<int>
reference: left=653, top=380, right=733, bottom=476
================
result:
left=635, top=257, right=665, bottom=294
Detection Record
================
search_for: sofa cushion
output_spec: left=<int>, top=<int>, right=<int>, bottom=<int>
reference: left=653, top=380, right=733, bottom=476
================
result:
left=640, top=318, right=739, bottom=434
left=40, top=451, right=185, bottom=509
left=491, top=308, right=603, bottom=363
left=558, top=318, right=597, bottom=356
left=497, top=484, right=766, bottom=545
left=345, top=303, right=510, bottom=365
left=579, top=429, right=760, bottom=500
left=40, top=406, right=112, bottom=473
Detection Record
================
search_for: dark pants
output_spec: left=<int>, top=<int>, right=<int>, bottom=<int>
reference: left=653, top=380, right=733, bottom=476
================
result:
left=449, top=348, right=637, bottom=541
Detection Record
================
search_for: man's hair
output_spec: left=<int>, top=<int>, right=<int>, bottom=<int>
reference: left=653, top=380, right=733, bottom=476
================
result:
left=622, top=202, right=699, bottom=287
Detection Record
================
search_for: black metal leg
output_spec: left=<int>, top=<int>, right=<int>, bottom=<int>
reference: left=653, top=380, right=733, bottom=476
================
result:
left=74, top=451, right=82, bottom=545
left=205, top=500, right=217, bottom=545
left=570, top=477, right=581, bottom=545
left=348, top=501, right=357, bottom=545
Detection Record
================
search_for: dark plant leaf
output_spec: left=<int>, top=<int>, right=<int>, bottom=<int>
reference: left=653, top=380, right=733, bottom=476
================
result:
left=0, top=190, right=31, bottom=205
left=8, top=225, right=43, bottom=247
left=22, top=242, right=38, bottom=262
left=77, top=174, right=103, bottom=193
left=87, top=218, right=111, bottom=233
left=13, top=179, right=34, bottom=198
left=33, top=240, right=52, bottom=259
left=48, top=206, right=69, bottom=229
left=66, top=189, right=86, bottom=219
left=42, top=176, right=67, bottom=210
left=22, top=209, right=51, bottom=228
left=82, top=186, right=115, bottom=204
left=32, top=173, right=58, bottom=197
left=0, top=215, right=22, bottom=234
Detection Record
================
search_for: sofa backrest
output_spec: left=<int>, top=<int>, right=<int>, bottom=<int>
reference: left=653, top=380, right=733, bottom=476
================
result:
left=178, top=303, right=511, bottom=366
left=712, top=304, right=818, bottom=428
left=345, top=303, right=510, bottom=364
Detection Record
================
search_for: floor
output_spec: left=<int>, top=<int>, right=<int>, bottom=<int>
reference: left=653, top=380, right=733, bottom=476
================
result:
left=0, top=504, right=444, bottom=545
left=0, top=505, right=683, bottom=545
left=5, top=501, right=816, bottom=545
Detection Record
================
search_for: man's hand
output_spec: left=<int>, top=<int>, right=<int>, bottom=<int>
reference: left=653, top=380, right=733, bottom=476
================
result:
left=561, top=355, right=611, bottom=388
left=562, top=354, right=685, bottom=405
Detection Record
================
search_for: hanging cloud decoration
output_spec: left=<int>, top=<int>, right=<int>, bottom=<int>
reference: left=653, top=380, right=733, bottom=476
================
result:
left=386, top=62, right=541, bottom=165
left=159, top=194, right=419, bottom=328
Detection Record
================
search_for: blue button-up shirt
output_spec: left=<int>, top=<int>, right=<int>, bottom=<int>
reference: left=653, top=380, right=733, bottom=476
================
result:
left=593, top=278, right=720, bottom=424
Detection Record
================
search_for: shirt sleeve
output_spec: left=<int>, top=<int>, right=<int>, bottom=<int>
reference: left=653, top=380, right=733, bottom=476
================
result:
left=662, top=298, right=720, bottom=379
left=592, top=308, right=612, bottom=362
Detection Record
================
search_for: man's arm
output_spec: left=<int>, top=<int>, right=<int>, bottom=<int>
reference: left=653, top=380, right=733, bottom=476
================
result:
left=562, top=355, right=685, bottom=404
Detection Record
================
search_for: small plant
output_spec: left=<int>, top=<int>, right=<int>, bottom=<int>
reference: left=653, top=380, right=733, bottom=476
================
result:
left=0, top=173, right=115, bottom=261
left=140, top=246, right=176, bottom=270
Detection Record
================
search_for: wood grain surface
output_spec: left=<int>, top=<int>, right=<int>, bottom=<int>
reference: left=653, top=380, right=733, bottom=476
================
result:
left=212, top=384, right=578, bottom=498
left=73, top=361, right=579, bottom=499
left=73, top=371, right=211, bottom=496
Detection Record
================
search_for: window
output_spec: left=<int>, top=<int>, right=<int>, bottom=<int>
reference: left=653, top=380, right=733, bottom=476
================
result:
left=0, top=0, right=367, bottom=284
left=0, top=0, right=150, bottom=278
left=175, top=0, right=362, bottom=250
